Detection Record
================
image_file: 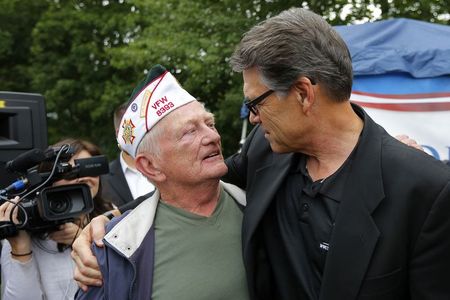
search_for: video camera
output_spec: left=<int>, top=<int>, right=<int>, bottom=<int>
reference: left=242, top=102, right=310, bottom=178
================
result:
left=0, top=144, right=109, bottom=239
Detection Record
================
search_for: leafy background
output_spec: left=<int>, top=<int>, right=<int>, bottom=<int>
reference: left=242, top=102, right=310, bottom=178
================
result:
left=1, top=0, right=449, bottom=159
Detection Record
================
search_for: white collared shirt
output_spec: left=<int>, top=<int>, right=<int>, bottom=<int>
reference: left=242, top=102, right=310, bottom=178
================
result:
left=120, top=152, right=155, bottom=199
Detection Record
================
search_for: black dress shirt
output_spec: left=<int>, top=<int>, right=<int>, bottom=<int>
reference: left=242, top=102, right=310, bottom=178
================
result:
left=262, top=153, right=354, bottom=299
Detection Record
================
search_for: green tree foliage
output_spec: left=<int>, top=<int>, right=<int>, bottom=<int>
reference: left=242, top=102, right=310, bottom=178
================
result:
left=0, top=0, right=448, bottom=159
left=0, top=1, right=48, bottom=91
left=28, top=0, right=138, bottom=157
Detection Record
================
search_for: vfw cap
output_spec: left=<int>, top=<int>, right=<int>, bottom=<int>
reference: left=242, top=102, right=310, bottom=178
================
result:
left=117, top=64, right=196, bottom=157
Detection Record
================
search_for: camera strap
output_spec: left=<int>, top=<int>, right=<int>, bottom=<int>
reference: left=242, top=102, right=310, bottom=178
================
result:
left=0, top=221, right=19, bottom=239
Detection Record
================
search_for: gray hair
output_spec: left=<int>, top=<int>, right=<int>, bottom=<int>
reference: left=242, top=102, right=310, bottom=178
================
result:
left=136, top=119, right=165, bottom=158
left=230, top=7, right=352, bottom=101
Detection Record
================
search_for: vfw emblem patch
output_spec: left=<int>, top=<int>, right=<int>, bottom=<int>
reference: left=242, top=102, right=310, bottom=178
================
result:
left=122, top=119, right=136, bottom=144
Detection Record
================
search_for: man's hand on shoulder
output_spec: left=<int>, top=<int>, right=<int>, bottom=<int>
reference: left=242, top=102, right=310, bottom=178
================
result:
left=395, top=134, right=424, bottom=151
left=71, top=214, right=111, bottom=291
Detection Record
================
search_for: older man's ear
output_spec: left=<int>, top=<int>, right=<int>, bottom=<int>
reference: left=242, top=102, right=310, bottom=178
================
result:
left=135, top=155, right=165, bottom=183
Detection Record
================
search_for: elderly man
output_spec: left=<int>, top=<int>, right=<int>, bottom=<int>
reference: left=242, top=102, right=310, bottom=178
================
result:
left=73, top=8, right=450, bottom=300
left=74, top=65, right=249, bottom=299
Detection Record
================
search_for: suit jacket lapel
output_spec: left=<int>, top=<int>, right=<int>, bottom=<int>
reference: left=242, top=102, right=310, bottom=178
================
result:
left=319, top=180, right=381, bottom=299
left=320, top=107, right=386, bottom=300
left=242, top=151, right=294, bottom=255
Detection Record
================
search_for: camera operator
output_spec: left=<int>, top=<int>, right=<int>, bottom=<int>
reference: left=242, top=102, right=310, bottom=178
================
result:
left=0, top=138, right=113, bottom=300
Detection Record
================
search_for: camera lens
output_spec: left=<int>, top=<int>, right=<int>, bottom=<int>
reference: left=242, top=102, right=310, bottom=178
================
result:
left=47, top=193, right=72, bottom=215
left=39, top=184, right=92, bottom=221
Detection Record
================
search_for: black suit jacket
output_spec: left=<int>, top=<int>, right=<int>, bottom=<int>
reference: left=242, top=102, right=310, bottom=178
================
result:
left=225, top=105, right=450, bottom=300
left=101, top=158, right=134, bottom=207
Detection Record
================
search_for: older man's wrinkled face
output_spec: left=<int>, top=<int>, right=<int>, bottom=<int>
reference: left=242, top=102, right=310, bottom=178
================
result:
left=155, top=101, right=228, bottom=185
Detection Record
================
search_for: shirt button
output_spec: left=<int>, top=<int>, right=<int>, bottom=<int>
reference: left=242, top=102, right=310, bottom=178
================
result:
left=302, top=203, right=309, bottom=211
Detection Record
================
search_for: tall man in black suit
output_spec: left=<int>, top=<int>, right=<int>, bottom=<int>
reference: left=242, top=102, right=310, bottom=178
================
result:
left=225, top=7, right=450, bottom=300
left=101, top=103, right=155, bottom=206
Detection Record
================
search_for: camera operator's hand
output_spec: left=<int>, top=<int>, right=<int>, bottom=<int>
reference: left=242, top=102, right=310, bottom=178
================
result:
left=0, top=196, right=32, bottom=262
left=48, top=222, right=82, bottom=246
left=71, top=214, right=110, bottom=291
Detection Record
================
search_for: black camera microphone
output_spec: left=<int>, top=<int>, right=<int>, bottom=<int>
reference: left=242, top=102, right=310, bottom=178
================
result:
left=6, top=149, right=46, bottom=173
left=76, top=155, right=109, bottom=177
left=64, top=155, right=109, bottom=179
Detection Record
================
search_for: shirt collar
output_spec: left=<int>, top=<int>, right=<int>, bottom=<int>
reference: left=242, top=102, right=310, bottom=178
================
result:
left=120, top=151, right=138, bottom=174
left=296, top=107, right=365, bottom=202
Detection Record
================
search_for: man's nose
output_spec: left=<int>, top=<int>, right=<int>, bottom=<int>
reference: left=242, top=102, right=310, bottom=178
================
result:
left=202, top=127, right=221, bottom=145
left=249, top=111, right=260, bottom=125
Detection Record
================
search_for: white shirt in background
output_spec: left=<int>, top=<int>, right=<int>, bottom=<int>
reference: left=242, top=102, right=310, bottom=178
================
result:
left=120, top=152, right=155, bottom=199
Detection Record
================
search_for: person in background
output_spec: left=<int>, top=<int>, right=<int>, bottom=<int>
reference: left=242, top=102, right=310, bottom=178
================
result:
left=101, top=102, right=155, bottom=207
left=75, top=65, right=249, bottom=300
left=0, top=138, right=113, bottom=300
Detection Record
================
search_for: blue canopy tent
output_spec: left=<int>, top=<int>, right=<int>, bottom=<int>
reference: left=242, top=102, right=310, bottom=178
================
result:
left=335, top=18, right=450, bottom=160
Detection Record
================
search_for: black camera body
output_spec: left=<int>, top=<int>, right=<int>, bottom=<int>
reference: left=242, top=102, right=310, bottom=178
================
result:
left=0, top=145, right=108, bottom=237
left=16, top=183, right=93, bottom=233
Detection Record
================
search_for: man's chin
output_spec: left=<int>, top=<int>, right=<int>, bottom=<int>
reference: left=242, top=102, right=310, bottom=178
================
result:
left=203, top=161, right=228, bottom=178
left=217, top=163, right=229, bottom=177
left=268, top=141, right=291, bottom=154
left=265, top=134, right=285, bottom=152
left=216, top=164, right=229, bottom=179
